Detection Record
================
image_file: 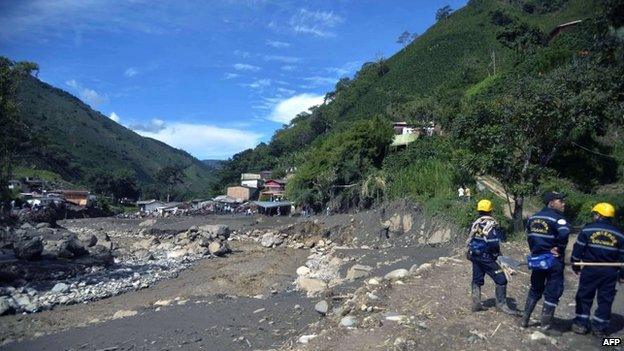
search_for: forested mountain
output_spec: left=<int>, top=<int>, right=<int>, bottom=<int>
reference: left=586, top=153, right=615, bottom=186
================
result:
left=12, top=75, right=216, bottom=200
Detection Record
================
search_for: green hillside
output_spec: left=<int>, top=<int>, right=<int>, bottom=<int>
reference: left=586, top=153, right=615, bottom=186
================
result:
left=13, top=75, right=215, bottom=200
left=215, top=0, right=624, bottom=230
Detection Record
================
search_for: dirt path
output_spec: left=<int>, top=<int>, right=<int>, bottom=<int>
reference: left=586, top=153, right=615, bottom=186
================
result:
left=477, top=176, right=540, bottom=219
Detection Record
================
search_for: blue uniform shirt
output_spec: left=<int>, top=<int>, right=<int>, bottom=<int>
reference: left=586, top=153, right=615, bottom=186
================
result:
left=469, top=216, right=505, bottom=257
left=572, top=219, right=624, bottom=278
left=526, top=207, right=571, bottom=260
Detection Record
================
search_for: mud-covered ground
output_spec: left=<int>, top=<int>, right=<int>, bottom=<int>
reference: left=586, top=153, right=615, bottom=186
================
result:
left=285, top=241, right=624, bottom=351
left=1, top=202, right=458, bottom=350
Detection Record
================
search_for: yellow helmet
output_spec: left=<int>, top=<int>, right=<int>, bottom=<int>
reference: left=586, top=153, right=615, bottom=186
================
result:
left=477, top=199, right=493, bottom=212
left=592, top=202, right=615, bottom=218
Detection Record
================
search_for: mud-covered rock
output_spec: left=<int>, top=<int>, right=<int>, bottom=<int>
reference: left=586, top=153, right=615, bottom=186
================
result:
left=14, top=238, right=43, bottom=260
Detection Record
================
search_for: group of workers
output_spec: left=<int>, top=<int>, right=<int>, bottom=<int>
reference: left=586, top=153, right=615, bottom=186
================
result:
left=466, top=191, right=623, bottom=337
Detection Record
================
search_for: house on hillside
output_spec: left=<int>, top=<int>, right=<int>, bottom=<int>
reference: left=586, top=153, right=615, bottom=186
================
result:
left=23, top=178, right=49, bottom=193
left=241, top=173, right=264, bottom=188
left=137, top=199, right=166, bottom=213
left=260, top=179, right=286, bottom=201
left=227, top=186, right=258, bottom=202
left=391, top=121, right=419, bottom=148
left=547, top=20, right=582, bottom=43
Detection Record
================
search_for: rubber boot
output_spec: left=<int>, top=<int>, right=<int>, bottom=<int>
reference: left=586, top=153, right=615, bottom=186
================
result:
left=571, top=323, right=589, bottom=335
left=521, top=296, right=538, bottom=328
left=495, top=284, right=518, bottom=315
left=471, top=284, right=483, bottom=312
left=539, top=305, right=561, bottom=335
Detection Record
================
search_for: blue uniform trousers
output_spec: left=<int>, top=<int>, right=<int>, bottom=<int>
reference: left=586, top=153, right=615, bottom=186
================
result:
left=528, top=260, right=564, bottom=307
left=574, top=267, right=619, bottom=332
left=471, top=254, right=507, bottom=286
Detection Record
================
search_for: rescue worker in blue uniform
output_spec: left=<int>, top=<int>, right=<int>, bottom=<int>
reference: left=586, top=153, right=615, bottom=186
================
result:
left=467, top=199, right=517, bottom=314
left=571, top=203, right=624, bottom=337
left=521, top=191, right=570, bottom=331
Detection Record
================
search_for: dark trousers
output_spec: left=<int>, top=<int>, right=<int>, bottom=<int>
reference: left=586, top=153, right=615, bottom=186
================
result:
left=471, top=255, right=507, bottom=286
left=528, top=260, right=564, bottom=307
left=574, top=267, right=619, bottom=332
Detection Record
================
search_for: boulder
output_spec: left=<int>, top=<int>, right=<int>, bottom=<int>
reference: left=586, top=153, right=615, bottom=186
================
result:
left=340, top=315, right=357, bottom=327
left=133, top=237, right=160, bottom=250
left=88, top=245, right=114, bottom=265
left=14, top=238, right=43, bottom=260
left=51, top=283, right=70, bottom=293
left=58, top=238, right=89, bottom=258
left=346, top=264, right=373, bottom=281
left=314, top=300, right=329, bottom=315
left=79, top=234, right=98, bottom=247
left=198, top=225, right=229, bottom=239
left=0, top=296, right=13, bottom=316
left=427, top=228, right=451, bottom=244
left=297, top=277, right=326, bottom=295
left=35, top=222, right=50, bottom=229
left=197, top=237, right=211, bottom=247
left=261, top=233, right=277, bottom=248
left=188, top=242, right=209, bottom=256
left=296, top=266, right=311, bottom=276
left=384, top=268, right=409, bottom=280
left=208, top=241, right=230, bottom=256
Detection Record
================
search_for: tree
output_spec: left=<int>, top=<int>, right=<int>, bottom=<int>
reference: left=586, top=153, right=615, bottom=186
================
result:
left=0, top=57, right=38, bottom=213
left=396, top=31, right=411, bottom=50
left=156, top=165, right=186, bottom=202
left=436, top=5, right=453, bottom=21
left=454, top=60, right=622, bottom=231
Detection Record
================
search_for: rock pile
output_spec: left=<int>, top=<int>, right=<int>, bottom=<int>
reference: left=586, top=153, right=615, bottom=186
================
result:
left=0, top=222, right=233, bottom=315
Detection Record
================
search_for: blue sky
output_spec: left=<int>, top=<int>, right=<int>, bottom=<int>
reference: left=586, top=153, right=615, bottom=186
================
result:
left=0, top=0, right=467, bottom=160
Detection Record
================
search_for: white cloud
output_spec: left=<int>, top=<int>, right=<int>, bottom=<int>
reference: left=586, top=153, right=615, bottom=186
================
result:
left=233, top=50, right=251, bottom=58
left=233, top=63, right=261, bottom=71
left=135, top=122, right=263, bottom=159
left=277, top=87, right=295, bottom=95
left=303, top=76, right=338, bottom=87
left=80, top=88, right=108, bottom=106
left=109, top=112, right=120, bottom=123
left=290, top=9, right=344, bottom=37
left=242, top=79, right=271, bottom=89
left=263, top=55, right=300, bottom=63
left=266, top=39, right=290, bottom=48
left=327, top=60, right=361, bottom=76
left=268, top=93, right=324, bottom=124
left=64, top=79, right=108, bottom=106
left=124, top=67, right=138, bottom=77
left=281, top=65, right=296, bottom=71
left=129, top=119, right=166, bottom=133
left=223, top=73, right=241, bottom=80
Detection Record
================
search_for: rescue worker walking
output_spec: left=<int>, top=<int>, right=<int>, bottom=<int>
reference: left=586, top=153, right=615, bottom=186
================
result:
left=467, top=199, right=517, bottom=314
left=521, top=192, right=570, bottom=331
left=571, top=203, right=624, bottom=337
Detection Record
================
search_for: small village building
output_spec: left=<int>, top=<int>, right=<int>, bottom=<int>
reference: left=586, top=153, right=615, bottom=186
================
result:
left=241, top=179, right=263, bottom=189
left=23, top=178, right=49, bottom=192
left=259, top=170, right=273, bottom=180
left=227, top=186, right=258, bottom=202
left=391, top=121, right=419, bottom=148
left=190, top=199, right=213, bottom=211
left=253, top=201, right=293, bottom=216
left=8, top=180, right=23, bottom=191
left=260, top=179, right=286, bottom=201
left=50, top=189, right=92, bottom=207
left=157, top=202, right=184, bottom=216
left=137, top=199, right=166, bottom=213
left=241, top=173, right=262, bottom=181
